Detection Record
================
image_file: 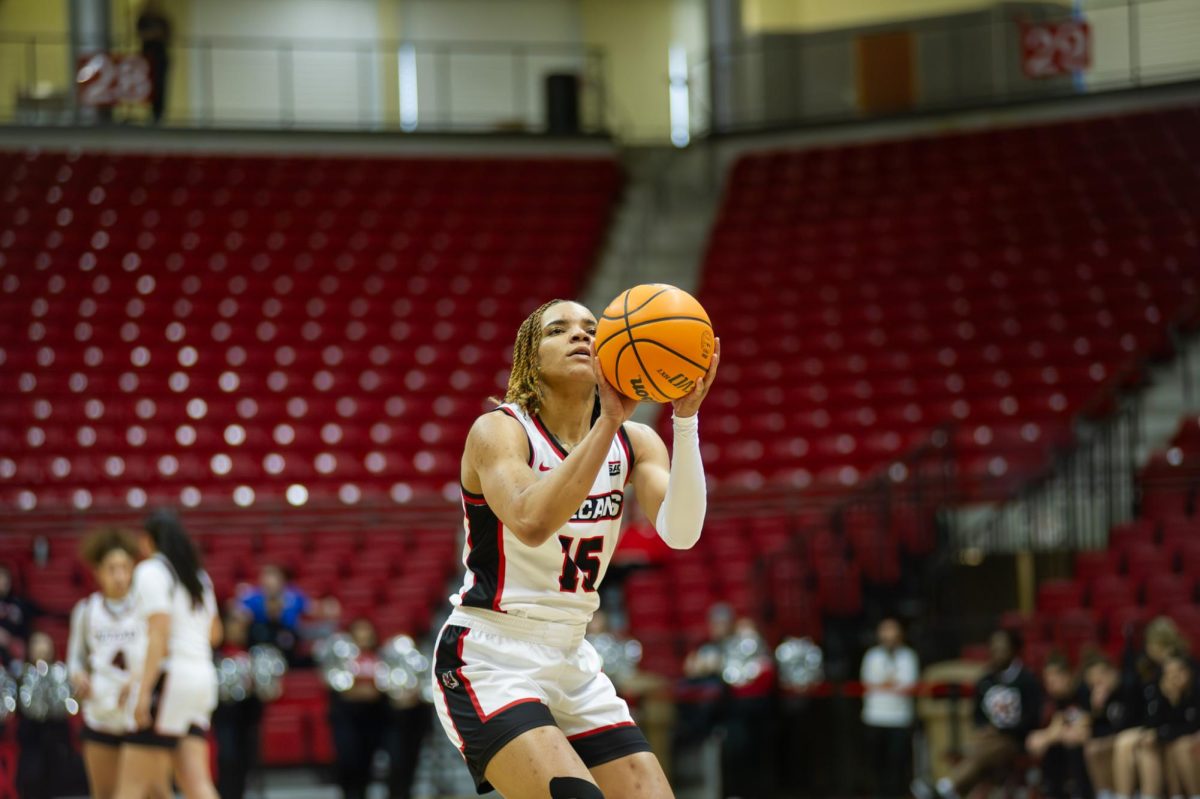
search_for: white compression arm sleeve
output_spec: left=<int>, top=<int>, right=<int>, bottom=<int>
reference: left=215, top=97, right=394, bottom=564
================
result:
left=654, top=413, right=707, bottom=549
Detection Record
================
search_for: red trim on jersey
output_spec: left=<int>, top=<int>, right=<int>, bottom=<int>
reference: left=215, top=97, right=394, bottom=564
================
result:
left=566, top=720, right=637, bottom=741
left=616, top=427, right=634, bottom=486
left=456, top=630, right=540, bottom=722
left=493, top=522, right=506, bottom=613
left=461, top=490, right=487, bottom=506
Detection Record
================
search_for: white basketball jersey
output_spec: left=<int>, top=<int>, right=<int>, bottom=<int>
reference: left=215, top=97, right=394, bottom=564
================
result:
left=69, top=592, right=145, bottom=732
left=133, top=555, right=218, bottom=672
left=450, top=403, right=634, bottom=625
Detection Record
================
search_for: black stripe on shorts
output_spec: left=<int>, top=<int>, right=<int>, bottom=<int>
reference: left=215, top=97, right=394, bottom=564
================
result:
left=80, top=726, right=124, bottom=747
left=568, top=722, right=653, bottom=769
left=124, top=672, right=178, bottom=749
left=434, top=624, right=555, bottom=794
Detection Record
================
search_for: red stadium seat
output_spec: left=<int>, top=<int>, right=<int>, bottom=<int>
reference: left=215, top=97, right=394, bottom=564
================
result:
left=1037, top=579, right=1084, bottom=615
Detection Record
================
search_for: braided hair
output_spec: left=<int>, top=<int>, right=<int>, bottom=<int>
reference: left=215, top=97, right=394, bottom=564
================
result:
left=501, top=299, right=567, bottom=415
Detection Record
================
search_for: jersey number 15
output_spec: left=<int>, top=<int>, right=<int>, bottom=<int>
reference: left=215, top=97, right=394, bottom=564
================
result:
left=558, top=535, right=603, bottom=593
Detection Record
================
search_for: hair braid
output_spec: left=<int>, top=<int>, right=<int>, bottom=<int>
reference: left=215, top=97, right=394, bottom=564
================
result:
left=501, top=299, right=567, bottom=415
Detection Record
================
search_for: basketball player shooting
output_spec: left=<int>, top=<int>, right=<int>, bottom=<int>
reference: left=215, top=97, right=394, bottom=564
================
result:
left=431, top=298, right=719, bottom=799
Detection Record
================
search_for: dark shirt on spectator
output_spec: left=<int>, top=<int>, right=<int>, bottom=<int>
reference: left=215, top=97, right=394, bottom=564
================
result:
left=0, top=591, right=37, bottom=664
left=974, top=660, right=1043, bottom=741
left=1144, top=680, right=1200, bottom=743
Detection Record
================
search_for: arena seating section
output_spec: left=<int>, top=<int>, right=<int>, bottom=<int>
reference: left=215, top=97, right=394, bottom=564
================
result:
left=1012, top=415, right=1200, bottom=669
left=0, top=151, right=618, bottom=764
left=2, top=106, right=1199, bottom=757
left=629, top=106, right=1200, bottom=674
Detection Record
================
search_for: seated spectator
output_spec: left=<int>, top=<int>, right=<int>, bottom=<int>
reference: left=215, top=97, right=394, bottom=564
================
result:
left=912, top=628, right=1042, bottom=799
left=1112, top=616, right=1192, bottom=799
left=861, top=616, right=919, bottom=799
left=1137, top=652, right=1199, bottom=799
left=1082, top=654, right=1137, bottom=799
left=0, top=563, right=37, bottom=665
left=1026, top=654, right=1092, bottom=799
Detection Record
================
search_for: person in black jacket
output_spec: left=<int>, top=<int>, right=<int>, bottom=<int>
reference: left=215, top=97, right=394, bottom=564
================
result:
left=0, top=563, right=37, bottom=666
left=1081, top=654, right=1136, bottom=799
left=1027, top=655, right=1092, bottom=799
left=1112, top=616, right=1191, bottom=799
left=1137, top=653, right=1199, bottom=799
left=913, top=628, right=1042, bottom=799
left=136, top=0, right=171, bottom=123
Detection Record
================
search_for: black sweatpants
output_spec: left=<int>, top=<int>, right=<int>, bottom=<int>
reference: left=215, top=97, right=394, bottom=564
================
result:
left=214, top=698, right=264, bottom=799
left=1041, top=743, right=1092, bottom=799
left=864, top=724, right=913, bottom=797
left=329, top=694, right=388, bottom=799
left=385, top=703, right=431, bottom=799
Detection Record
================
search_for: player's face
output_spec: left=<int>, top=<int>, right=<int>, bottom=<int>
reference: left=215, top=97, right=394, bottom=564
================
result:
left=95, top=549, right=134, bottom=599
left=537, top=301, right=598, bottom=384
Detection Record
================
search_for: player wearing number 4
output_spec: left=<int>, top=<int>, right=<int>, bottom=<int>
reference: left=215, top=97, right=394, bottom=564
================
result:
left=432, top=297, right=719, bottom=799
left=67, top=529, right=145, bottom=799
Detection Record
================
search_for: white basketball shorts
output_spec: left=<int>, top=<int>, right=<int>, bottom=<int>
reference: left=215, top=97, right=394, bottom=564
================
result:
left=431, top=606, right=651, bottom=793
left=126, top=662, right=218, bottom=748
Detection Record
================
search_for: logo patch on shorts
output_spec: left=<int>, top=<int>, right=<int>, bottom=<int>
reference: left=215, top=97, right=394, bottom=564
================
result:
left=440, top=671, right=460, bottom=690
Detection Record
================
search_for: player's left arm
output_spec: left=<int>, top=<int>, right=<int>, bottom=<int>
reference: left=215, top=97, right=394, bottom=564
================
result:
left=627, top=338, right=720, bottom=550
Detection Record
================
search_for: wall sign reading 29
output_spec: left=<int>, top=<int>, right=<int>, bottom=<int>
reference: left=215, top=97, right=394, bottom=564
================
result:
left=76, top=52, right=154, bottom=106
left=1019, top=19, right=1092, bottom=79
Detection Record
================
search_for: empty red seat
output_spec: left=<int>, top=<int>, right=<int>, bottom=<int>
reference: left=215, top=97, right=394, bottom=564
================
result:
left=1090, top=575, right=1137, bottom=618
left=1145, top=575, right=1195, bottom=615
left=1037, top=579, right=1084, bottom=614
left=1074, top=550, right=1121, bottom=588
left=1124, top=544, right=1172, bottom=588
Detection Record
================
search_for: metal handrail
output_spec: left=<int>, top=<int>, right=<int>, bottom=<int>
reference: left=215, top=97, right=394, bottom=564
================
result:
left=690, top=0, right=1200, bottom=137
left=0, top=31, right=609, bottom=135
left=955, top=300, right=1200, bottom=553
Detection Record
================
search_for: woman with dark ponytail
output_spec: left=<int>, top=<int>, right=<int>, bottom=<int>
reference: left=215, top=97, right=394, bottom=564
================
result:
left=115, top=510, right=221, bottom=799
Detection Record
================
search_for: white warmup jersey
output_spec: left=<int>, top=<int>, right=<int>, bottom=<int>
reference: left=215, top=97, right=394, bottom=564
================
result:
left=67, top=592, right=145, bottom=734
left=449, top=403, right=634, bottom=625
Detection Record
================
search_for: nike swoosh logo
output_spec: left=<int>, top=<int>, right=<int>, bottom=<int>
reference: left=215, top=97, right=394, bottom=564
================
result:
left=537, top=464, right=553, bottom=472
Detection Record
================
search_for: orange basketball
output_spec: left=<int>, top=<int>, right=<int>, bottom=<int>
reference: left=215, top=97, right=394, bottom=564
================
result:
left=595, top=284, right=715, bottom=403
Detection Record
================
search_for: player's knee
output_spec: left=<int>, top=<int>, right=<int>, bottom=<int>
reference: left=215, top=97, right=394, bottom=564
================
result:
left=549, top=776, right=605, bottom=799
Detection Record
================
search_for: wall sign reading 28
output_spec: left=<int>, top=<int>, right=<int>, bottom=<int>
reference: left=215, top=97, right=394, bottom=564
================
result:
left=76, top=52, right=154, bottom=107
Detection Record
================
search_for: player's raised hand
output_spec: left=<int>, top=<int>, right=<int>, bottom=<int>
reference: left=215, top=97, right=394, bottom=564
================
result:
left=593, top=348, right=638, bottom=424
left=671, top=337, right=720, bottom=418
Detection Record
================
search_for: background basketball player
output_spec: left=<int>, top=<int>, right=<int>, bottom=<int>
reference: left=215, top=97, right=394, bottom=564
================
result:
left=115, top=511, right=221, bottom=799
left=67, top=529, right=144, bottom=799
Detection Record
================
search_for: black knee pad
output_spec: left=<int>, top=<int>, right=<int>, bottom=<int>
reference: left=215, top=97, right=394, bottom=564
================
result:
left=549, top=776, right=604, bottom=799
